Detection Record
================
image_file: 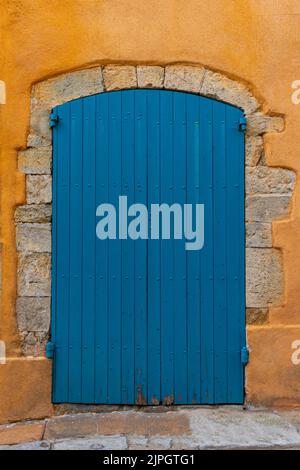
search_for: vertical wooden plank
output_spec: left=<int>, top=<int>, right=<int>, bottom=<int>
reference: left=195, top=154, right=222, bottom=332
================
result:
left=147, top=90, right=161, bottom=404
left=134, top=90, right=148, bottom=404
left=160, top=91, right=175, bottom=404
left=212, top=101, right=228, bottom=403
left=68, top=99, right=83, bottom=402
left=199, top=97, right=214, bottom=404
left=54, top=102, right=71, bottom=402
left=107, top=92, right=122, bottom=404
left=226, top=105, right=245, bottom=403
left=186, top=94, right=201, bottom=404
left=81, top=96, right=96, bottom=402
left=95, top=93, right=109, bottom=403
left=121, top=90, right=135, bottom=404
left=173, top=92, right=188, bottom=404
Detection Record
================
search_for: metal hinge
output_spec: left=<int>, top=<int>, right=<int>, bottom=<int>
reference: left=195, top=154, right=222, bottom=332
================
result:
left=241, top=346, right=249, bottom=365
left=50, top=111, right=59, bottom=128
left=46, top=341, right=55, bottom=359
left=238, top=116, right=247, bottom=132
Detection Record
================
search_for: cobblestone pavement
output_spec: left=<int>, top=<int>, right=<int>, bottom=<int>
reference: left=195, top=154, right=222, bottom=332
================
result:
left=1, top=407, right=300, bottom=450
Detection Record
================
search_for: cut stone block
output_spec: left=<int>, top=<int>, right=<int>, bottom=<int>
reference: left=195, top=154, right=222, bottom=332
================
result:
left=27, top=175, right=52, bottom=204
left=246, top=248, right=283, bottom=307
left=17, top=297, right=50, bottom=332
left=17, top=253, right=51, bottom=297
left=16, top=224, right=51, bottom=253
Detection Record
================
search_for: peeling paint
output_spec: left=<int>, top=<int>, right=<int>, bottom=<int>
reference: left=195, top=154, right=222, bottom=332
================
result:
left=0, top=341, right=6, bottom=365
left=163, top=395, right=175, bottom=406
left=151, top=396, right=160, bottom=406
left=0, top=81, right=6, bottom=104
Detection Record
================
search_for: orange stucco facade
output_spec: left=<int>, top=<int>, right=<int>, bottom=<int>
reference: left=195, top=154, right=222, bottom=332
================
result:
left=1, top=0, right=300, bottom=422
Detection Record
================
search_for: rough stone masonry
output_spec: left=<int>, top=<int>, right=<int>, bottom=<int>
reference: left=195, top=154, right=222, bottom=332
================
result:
left=15, top=64, right=295, bottom=355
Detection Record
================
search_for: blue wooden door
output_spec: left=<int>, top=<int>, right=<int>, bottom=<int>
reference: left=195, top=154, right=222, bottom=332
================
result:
left=51, top=89, right=246, bottom=404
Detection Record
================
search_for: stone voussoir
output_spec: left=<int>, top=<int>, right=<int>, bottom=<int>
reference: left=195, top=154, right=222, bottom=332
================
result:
left=103, top=65, right=137, bottom=91
left=164, top=65, right=205, bottom=93
left=137, top=65, right=164, bottom=88
left=28, top=67, right=103, bottom=148
left=200, top=69, right=260, bottom=115
left=30, top=67, right=103, bottom=110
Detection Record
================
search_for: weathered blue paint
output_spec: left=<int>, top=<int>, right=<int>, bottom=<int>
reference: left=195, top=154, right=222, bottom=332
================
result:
left=51, top=89, right=246, bottom=404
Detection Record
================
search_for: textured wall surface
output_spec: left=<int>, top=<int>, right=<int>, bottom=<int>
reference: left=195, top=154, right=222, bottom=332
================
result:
left=1, top=0, right=300, bottom=422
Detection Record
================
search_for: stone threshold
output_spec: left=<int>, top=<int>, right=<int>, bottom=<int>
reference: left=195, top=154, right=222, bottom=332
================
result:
left=1, top=407, right=300, bottom=450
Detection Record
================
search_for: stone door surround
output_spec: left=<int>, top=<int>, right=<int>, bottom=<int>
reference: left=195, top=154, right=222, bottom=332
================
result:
left=15, top=64, right=295, bottom=356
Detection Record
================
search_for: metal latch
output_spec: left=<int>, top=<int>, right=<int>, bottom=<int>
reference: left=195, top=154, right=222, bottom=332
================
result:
left=46, top=341, right=55, bottom=359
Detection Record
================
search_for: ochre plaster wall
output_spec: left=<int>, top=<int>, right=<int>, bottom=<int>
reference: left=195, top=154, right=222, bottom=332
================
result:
left=0, top=0, right=300, bottom=422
